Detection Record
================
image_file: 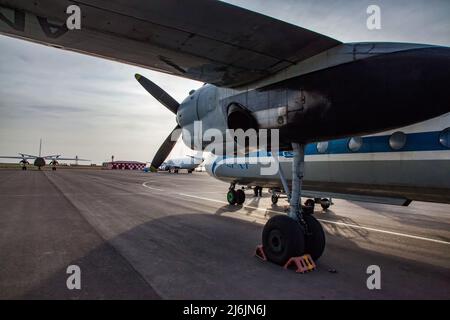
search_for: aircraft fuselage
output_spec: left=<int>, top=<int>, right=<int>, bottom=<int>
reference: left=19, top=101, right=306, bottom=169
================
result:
left=205, top=114, right=450, bottom=204
left=33, top=157, right=46, bottom=169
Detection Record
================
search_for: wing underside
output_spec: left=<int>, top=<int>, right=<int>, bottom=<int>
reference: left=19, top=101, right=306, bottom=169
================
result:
left=0, top=0, right=341, bottom=87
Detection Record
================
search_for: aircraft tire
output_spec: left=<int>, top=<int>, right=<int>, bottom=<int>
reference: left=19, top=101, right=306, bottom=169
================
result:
left=227, top=190, right=237, bottom=205
left=271, top=194, right=278, bottom=204
left=236, top=189, right=245, bottom=205
left=304, top=198, right=315, bottom=208
left=262, top=215, right=305, bottom=266
left=320, top=198, right=331, bottom=210
left=303, top=199, right=315, bottom=214
left=303, top=214, right=326, bottom=261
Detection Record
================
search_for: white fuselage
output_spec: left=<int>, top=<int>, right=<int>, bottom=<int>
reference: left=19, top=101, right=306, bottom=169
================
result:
left=205, top=113, right=450, bottom=203
left=162, top=157, right=202, bottom=171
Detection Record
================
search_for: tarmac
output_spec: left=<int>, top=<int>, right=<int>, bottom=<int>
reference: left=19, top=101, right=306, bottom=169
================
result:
left=0, top=169, right=449, bottom=299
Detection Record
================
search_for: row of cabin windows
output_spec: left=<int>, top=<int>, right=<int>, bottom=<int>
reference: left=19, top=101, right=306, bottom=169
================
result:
left=316, top=128, right=450, bottom=153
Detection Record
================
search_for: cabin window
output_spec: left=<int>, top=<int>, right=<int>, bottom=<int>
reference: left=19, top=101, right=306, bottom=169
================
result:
left=439, top=128, right=450, bottom=148
left=316, top=141, right=328, bottom=153
left=389, top=131, right=407, bottom=150
left=348, top=137, right=363, bottom=152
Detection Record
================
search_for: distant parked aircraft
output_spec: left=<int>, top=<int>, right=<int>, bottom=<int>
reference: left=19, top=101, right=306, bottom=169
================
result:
left=0, top=139, right=89, bottom=170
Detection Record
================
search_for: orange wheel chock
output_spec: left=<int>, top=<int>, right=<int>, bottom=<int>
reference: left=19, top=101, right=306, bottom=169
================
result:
left=284, top=254, right=316, bottom=273
left=254, top=245, right=267, bottom=261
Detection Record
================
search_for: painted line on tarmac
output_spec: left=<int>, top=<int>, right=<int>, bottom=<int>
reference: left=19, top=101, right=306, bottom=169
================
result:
left=177, top=193, right=450, bottom=246
left=318, top=220, right=450, bottom=245
left=141, top=181, right=164, bottom=192
left=142, top=182, right=450, bottom=246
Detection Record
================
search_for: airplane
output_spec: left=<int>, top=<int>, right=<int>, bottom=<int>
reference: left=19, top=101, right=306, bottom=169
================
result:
left=0, top=139, right=90, bottom=170
left=0, top=0, right=449, bottom=266
left=160, top=155, right=204, bottom=173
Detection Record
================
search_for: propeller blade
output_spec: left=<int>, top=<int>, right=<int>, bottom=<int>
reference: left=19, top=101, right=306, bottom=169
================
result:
left=135, top=74, right=180, bottom=114
left=150, top=125, right=182, bottom=172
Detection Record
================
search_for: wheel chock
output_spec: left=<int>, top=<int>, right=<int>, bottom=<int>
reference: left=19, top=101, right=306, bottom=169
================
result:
left=254, top=245, right=267, bottom=261
left=284, top=254, right=316, bottom=273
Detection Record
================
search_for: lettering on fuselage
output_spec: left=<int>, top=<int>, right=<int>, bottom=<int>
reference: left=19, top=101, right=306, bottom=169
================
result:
left=225, top=163, right=249, bottom=170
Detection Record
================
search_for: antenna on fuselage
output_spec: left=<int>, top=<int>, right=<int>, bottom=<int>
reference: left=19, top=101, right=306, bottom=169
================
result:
left=39, top=138, right=42, bottom=157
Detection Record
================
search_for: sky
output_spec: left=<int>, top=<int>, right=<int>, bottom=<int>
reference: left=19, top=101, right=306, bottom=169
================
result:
left=1, top=0, right=449, bottom=164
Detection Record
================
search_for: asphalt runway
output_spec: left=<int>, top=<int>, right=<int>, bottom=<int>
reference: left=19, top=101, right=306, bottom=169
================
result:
left=0, top=169, right=449, bottom=299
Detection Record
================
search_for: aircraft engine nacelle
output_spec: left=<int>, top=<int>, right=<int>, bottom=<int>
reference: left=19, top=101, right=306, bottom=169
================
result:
left=227, top=103, right=258, bottom=132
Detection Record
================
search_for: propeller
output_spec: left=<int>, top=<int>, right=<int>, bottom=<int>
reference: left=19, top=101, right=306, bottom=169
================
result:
left=150, top=125, right=182, bottom=172
left=135, top=74, right=179, bottom=114
left=135, top=73, right=182, bottom=171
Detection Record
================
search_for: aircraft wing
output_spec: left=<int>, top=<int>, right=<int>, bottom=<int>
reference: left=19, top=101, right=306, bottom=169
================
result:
left=0, top=0, right=341, bottom=88
left=43, top=154, right=61, bottom=159
left=44, top=156, right=90, bottom=161
left=0, top=155, right=36, bottom=160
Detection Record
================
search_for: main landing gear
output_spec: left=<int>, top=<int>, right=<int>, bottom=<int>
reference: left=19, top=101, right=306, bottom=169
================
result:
left=168, top=167, right=179, bottom=174
left=227, top=183, right=245, bottom=205
left=271, top=194, right=331, bottom=211
left=262, top=143, right=326, bottom=265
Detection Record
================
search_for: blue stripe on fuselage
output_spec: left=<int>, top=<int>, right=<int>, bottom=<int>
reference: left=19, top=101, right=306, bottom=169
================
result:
left=305, top=131, right=447, bottom=155
left=247, top=131, right=448, bottom=157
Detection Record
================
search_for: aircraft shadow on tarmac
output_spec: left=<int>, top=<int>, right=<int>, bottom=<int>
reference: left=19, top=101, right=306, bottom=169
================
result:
left=19, top=212, right=450, bottom=300
left=351, top=201, right=450, bottom=238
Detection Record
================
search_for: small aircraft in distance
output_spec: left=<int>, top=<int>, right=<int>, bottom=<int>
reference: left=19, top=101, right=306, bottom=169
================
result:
left=0, top=139, right=90, bottom=171
left=159, top=155, right=204, bottom=173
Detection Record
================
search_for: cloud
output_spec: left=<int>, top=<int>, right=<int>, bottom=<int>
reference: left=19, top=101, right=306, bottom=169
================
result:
left=24, top=105, right=88, bottom=114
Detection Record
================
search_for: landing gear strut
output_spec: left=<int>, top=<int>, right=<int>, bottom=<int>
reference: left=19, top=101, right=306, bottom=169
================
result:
left=262, top=143, right=326, bottom=265
left=254, top=186, right=263, bottom=197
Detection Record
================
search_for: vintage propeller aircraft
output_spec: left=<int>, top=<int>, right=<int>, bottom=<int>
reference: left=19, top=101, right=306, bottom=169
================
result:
left=0, top=139, right=89, bottom=170
left=0, top=0, right=449, bottom=265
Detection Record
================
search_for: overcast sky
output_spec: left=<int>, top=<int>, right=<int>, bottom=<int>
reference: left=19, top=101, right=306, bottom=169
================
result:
left=1, top=0, right=449, bottom=164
